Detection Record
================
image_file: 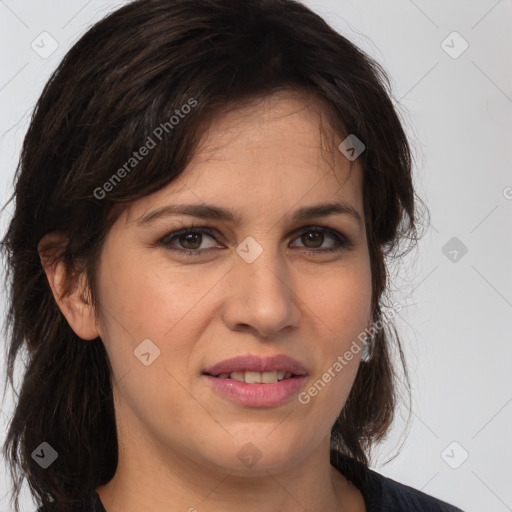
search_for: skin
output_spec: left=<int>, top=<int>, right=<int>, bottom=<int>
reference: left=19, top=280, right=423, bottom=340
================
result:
left=40, top=90, right=371, bottom=512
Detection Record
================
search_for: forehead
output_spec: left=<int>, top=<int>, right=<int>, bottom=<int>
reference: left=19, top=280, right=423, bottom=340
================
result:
left=123, top=91, right=363, bottom=225
left=180, top=91, right=360, bottom=194
left=194, top=91, right=343, bottom=164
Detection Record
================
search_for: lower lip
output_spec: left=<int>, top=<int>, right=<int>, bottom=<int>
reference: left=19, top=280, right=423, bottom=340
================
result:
left=202, top=374, right=307, bottom=407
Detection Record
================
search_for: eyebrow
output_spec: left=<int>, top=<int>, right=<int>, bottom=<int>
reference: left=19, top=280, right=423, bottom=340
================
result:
left=135, top=201, right=363, bottom=228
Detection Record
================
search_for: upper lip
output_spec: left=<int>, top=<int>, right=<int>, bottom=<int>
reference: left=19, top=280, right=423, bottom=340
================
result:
left=203, top=354, right=308, bottom=376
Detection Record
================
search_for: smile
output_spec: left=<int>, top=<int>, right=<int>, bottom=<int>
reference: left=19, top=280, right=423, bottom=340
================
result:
left=208, top=370, right=297, bottom=383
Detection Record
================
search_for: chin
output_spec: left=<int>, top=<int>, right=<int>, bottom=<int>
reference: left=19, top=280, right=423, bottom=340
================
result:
left=196, top=432, right=306, bottom=475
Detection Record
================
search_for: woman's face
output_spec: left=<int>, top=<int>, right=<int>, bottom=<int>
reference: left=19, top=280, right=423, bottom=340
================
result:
left=93, top=92, right=372, bottom=475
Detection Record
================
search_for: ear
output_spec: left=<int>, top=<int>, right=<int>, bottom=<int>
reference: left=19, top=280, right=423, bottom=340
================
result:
left=38, top=232, right=100, bottom=341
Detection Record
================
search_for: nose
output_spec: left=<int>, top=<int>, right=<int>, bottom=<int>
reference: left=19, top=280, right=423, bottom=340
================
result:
left=221, top=244, right=301, bottom=339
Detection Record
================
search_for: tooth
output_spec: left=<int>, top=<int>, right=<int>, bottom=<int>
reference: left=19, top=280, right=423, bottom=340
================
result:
left=261, top=371, right=278, bottom=383
left=226, top=370, right=289, bottom=383
left=230, top=371, right=245, bottom=382
left=244, top=371, right=262, bottom=384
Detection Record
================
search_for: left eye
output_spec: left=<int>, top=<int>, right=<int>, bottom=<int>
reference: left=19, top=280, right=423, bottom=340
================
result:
left=160, top=226, right=351, bottom=255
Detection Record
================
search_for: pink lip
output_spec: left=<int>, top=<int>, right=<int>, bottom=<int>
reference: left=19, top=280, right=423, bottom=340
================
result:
left=202, top=354, right=308, bottom=376
left=203, top=374, right=307, bottom=407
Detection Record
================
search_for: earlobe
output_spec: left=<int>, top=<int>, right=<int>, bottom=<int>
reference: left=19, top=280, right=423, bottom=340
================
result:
left=38, top=234, right=100, bottom=341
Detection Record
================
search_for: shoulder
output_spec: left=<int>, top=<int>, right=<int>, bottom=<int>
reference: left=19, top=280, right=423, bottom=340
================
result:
left=34, top=491, right=104, bottom=512
left=370, top=468, right=465, bottom=511
left=331, top=450, right=465, bottom=512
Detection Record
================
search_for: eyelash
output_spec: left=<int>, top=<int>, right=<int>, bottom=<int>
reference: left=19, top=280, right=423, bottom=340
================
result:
left=158, top=225, right=353, bottom=257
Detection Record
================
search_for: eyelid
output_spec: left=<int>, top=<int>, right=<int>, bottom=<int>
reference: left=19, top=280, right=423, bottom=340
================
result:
left=157, top=223, right=354, bottom=255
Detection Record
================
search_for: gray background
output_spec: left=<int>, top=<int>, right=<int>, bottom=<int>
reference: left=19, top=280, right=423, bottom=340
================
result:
left=1, top=1, right=511, bottom=511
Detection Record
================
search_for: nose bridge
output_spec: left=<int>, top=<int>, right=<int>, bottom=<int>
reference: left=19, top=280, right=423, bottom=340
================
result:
left=223, top=237, right=300, bottom=337
left=241, top=242, right=287, bottom=295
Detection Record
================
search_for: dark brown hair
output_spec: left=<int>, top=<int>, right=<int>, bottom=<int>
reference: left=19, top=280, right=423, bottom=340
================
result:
left=1, top=0, right=427, bottom=510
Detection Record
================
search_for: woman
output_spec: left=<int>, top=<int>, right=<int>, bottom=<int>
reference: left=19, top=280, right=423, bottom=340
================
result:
left=1, top=0, right=465, bottom=510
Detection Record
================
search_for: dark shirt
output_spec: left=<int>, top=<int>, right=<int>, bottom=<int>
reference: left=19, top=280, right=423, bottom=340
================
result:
left=36, top=451, right=465, bottom=511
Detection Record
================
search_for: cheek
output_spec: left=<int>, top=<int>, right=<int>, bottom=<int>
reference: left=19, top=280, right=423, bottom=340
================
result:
left=296, top=260, right=371, bottom=418
left=94, top=255, right=215, bottom=437
left=94, top=250, right=226, bottom=389
left=304, top=257, right=372, bottom=336
left=96, top=250, right=208, bottom=339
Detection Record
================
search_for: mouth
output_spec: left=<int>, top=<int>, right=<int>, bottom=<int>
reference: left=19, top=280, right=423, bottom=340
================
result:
left=201, top=354, right=308, bottom=406
left=203, top=370, right=302, bottom=384
left=202, top=371, right=307, bottom=407
left=202, top=354, right=308, bottom=380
